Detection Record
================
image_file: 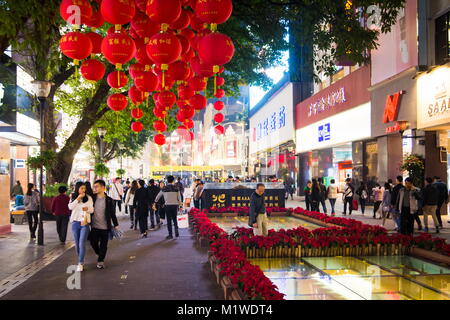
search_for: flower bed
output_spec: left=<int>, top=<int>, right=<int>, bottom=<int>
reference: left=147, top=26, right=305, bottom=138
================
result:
left=202, top=206, right=291, bottom=216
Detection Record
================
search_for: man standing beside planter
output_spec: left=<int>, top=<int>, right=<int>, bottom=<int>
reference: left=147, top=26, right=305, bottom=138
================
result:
left=51, top=186, right=71, bottom=244
left=395, top=178, right=422, bottom=235
left=249, top=183, right=268, bottom=236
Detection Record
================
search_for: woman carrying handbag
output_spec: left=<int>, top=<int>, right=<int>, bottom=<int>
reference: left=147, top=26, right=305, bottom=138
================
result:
left=68, top=183, right=94, bottom=272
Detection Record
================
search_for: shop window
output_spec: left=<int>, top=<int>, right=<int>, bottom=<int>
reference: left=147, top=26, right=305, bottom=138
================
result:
left=331, top=66, right=345, bottom=84
left=435, top=11, right=450, bottom=65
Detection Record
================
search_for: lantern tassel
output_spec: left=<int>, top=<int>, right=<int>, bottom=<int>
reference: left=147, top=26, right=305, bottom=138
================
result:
left=214, top=75, right=217, bottom=96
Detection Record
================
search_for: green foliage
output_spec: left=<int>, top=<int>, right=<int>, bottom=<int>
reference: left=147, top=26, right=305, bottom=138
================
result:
left=116, top=168, right=126, bottom=177
left=27, top=150, right=56, bottom=171
left=401, top=154, right=425, bottom=188
left=43, top=183, right=68, bottom=198
left=94, top=163, right=110, bottom=178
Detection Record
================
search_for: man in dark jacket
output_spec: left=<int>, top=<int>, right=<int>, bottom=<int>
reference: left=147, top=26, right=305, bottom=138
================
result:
left=318, top=178, right=327, bottom=213
left=433, top=176, right=448, bottom=228
left=91, top=180, right=119, bottom=269
left=134, top=180, right=151, bottom=238
left=147, top=179, right=161, bottom=229
left=422, top=177, right=440, bottom=233
left=175, top=177, right=185, bottom=203
left=248, top=183, right=268, bottom=236
left=155, top=176, right=183, bottom=239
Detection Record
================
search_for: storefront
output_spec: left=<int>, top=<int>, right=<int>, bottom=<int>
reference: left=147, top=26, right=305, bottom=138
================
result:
left=249, top=76, right=297, bottom=182
left=295, top=66, right=372, bottom=194
left=416, top=64, right=450, bottom=185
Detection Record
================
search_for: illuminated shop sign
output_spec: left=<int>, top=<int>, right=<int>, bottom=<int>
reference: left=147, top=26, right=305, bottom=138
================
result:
left=308, top=88, right=346, bottom=117
left=256, top=106, right=286, bottom=141
left=318, top=123, right=331, bottom=142
left=383, top=91, right=404, bottom=134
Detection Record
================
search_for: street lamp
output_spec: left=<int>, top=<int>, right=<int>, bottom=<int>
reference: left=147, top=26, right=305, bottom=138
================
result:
left=32, top=80, right=53, bottom=246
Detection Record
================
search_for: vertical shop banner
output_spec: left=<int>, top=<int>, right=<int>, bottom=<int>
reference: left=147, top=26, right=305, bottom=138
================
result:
left=226, top=140, right=237, bottom=158
left=371, top=0, right=418, bottom=85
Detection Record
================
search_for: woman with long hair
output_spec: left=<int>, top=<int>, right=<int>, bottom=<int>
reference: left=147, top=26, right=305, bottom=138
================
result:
left=68, top=182, right=94, bottom=272
left=23, top=183, right=40, bottom=240
left=84, top=181, right=95, bottom=198
left=310, top=179, right=321, bottom=212
left=156, top=180, right=166, bottom=221
left=125, top=180, right=139, bottom=230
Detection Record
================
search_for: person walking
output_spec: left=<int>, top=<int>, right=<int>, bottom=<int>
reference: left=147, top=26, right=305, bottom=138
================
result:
left=304, top=181, right=312, bottom=211
left=372, top=184, right=384, bottom=219
left=123, top=180, right=131, bottom=215
left=327, top=179, right=339, bottom=216
left=422, top=177, right=440, bottom=233
left=154, top=176, right=183, bottom=239
left=155, top=180, right=166, bottom=222
left=396, top=177, right=422, bottom=236
left=110, top=177, right=124, bottom=214
left=318, top=178, right=328, bottom=214
left=51, top=185, right=71, bottom=243
left=248, top=183, right=268, bottom=236
left=24, top=183, right=40, bottom=240
left=433, top=176, right=448, bottom=228
left=193, top=181, right=204, bottom=210
left=133, top=180, right=150, bottom=238
left=11, top=180, right=24, bottom=198
left=85, top=181, right=95, bottom=199
left=125, top=180, right=138, bottom=229
left=175, top=177, right=185, bottom=204
left=90, top=180, right=119, bottom=269
left=148, top=179, right=162, bottom=229
left=284, top=176, right=295, bottom=201
left=310, top=179, right=321, bottom=212
left=381, top=183, right=392, bottom=227
left=356, top=182, right=369, bottom=215
left=391, top=176, right=404, bottom=231
left=68, top=183, right=94, bottom=272
left=343, top=178, right=354, bottom=215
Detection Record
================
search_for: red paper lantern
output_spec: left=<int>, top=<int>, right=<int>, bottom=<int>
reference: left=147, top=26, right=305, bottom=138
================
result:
left=176, top=99, right=189, bottom=109
left=178, top=85, right=194, bottom=100
left=189, top=94, right=207, bottom=111
left=129, top=85, right=146, bottom=105
left=198, top=32, right=234, bottom=67
left=153, top=92, right=160, bottom=104
left=107, top=93, right=128, bottom=111
left=168, top=61, right=190, bottom=81
left=181, top=48, right=195, bottom=62
left=170, top=9, right=191, bottom=30
left=180, top=28, right=195, bottom=40
left=131, top=121, right=144, bottom=133
left=101, top=0, right=136, bottom=26
left=176, top=34, right=190, bottom=56
left=85, top=9, right=105, bottom=29
left=131, top=108, right=144, bottom=119
left=157, top=72, right=175, bottom=90
left=60, top=32, right=93, bottom=64
left=153, top=106, right=167, bottom=119
left=190, top=14, right=207, bottom=32
left=213, top=100, right=224, bottom=111
left=188, top=76, right=207, bottom=92
left=190, top=28, right=211, bottom=52
left=135, top=0, right=147, bottom=12
left=135, top=38, right=154, bottom=66
left=181, top=106, right=195, bottom=120
left=153, top=120, right=167, bottom=132
left=102, top=32, right=136, bottom=68
left=131, top=11, right=161, bottom=38
left=184, top=119, right=194, bottom=129
left=60, top=0, right=93, bottom=25
left=107, top=71, right=129, bottom=88
left=214, top=125, right=225, bottom=135
left=129, top=63, right=146, bottom=79
left=176, top=125, right=188, bottom=136
left=214, top=113, right=224, bottom=123
left=190, top=56, right=214, bottom=78
left=146, top=0, right=181, bottom=24
left=135, top=71, right=158, bottom=93
left=158, top=90, right=177, bottom=107
left=215, top=89, right=225, bottom=98
left=146, top=33, right=182, bottom=65
left=80, top=59, right=106, bottom=82
left=195, top=0, right=233, bottom=25
left=154, top=134, right=166, bottom=146
left=216, top=76, right=225, bottom=86
left=183, top=130, right=194, bottom=141
left=86, top=32, right=103, bottom=54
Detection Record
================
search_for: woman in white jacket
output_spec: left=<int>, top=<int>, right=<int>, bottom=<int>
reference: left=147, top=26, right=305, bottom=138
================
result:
left=68, top=183, right=94, bottom=272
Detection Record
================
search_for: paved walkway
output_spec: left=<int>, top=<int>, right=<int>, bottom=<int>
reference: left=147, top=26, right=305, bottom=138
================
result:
left=1, top=212, right=222, bottom=300
left=286, top=196, right=450, bottom=242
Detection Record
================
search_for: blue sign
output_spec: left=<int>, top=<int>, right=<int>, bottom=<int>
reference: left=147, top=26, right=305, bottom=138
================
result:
left=318, top=123, right=331, bottom=142
left=255, top=106, right=287, bottom=141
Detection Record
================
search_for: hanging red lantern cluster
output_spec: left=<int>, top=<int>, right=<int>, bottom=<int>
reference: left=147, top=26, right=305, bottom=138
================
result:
left=58, top=0, right=235, bottom=143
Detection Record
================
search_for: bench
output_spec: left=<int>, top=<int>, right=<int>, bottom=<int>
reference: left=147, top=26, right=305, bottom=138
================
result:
left=11, top=210, right=26, bottom=225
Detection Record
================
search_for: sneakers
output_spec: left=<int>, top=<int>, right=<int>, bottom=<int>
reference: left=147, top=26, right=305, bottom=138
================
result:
left=76, top=264, right=84, bottom=272
left=130, top=224, right=134, bottom=229
left=97, top=262, right=105, bottom=269
left=166, top=235, right=173, bottom=240
left=141, top=232, right=148, bottom=238
left=175, top=233, right=179, bottom=238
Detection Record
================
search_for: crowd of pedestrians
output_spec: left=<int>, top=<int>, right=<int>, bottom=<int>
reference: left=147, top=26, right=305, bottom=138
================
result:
left=303, top=175, right=450, bottom=236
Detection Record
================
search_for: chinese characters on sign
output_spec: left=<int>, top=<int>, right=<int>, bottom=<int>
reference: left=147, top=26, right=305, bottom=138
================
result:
left=255, top=106, right=286, bottom=141
left=318, top=123, right=331, bottom=142
left=308, top=88, right=346, bottom=117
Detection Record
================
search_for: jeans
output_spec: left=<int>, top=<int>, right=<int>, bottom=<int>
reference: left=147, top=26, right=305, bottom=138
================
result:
left=165, top=205, right=179, bottom=237
left=72, top=221, right=90, bottom=264
left=129, top=205, right=137, bottom=228
left=114, top=200, right=122, bottom=213
left=26, top=210, right=39, bottom=237
left=194, top=199, right=201, bottom=209
left=56, top=215, right=70, bottom=242
left=310, top=200, right=319, bottom=212
left=90, top=228, right=109, bottom=262
left=319, top=199, right=327, bottom=213
left=138, top=213, right=148, bottom=234
left=359, top=199, right=366, bottom=214
left=149, top=207, right=160, bottom=228
left=400, top=207, right=414, bottom=235
left=305, top=195, right=311, bottom=211
left=329, top=198, right=337, bottom=214
left=343, top=197, right=353, bottom=215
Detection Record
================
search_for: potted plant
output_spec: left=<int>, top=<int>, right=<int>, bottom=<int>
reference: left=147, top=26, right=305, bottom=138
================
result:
left=116, top=168, right=126, bottom=178
left=400, top=154, right=425, bottom=188
left=95, top=163, right=110, bottom=179
left=26, top=150, right=56, bottom=172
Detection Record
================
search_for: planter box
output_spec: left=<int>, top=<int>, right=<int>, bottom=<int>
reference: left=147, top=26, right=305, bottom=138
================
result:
left=229, top=288, right=248, bottom=300
left=221, top=276, right=234, bottom=300
left=291, top=213, right=335, bottom=228
left=410, top=247, right=450, bottom=267
left=206, top=212, right=288, bottom=218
